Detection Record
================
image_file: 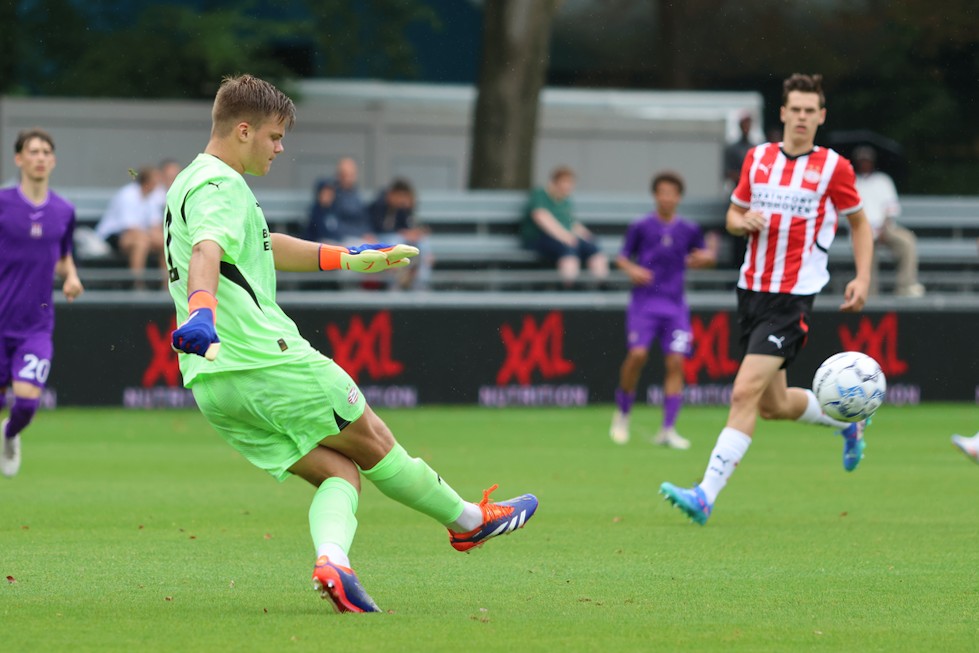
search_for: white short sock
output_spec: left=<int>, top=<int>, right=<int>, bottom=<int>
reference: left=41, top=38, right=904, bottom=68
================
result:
left=699, top=427, right=752, bottom=504
left=448, top=502, right=483, bottom=532
left=316, top=543, right=350, bottom=569
left=798, top=389, right=849, bottom=429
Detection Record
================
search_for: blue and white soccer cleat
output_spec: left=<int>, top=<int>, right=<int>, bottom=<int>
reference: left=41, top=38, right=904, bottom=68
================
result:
left=840, top=419, right=869, bottom=472
left=448, top=484, right=538, bottom=552
left=312, top=556, right=381, bottom=613
left=653, top=426, right=692, bottom=450
left=659, top=482, right=712, bottom=525
left=0, top=419, right=21, bottom=479
left=609, top=410, right=630, bottom=445
left=951, top=432, right=979, bottom=464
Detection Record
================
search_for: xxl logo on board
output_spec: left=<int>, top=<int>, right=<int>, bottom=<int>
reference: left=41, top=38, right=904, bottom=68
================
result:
left=684, top=312, right=740, bottom=383
left=647, top=311, right=739, bottom=406
left=143, top=316, right=179, bottom=387
left=836, top=312, right=919, bottom=404
left=126, top=317, right=195, bottom=408
left=496, top=311, right=574, bottom=385
left=325, top=311, right=416, bottom=407
left=482, top=311, right=584, bottom=406
left=837, top=312, right=908, bottom=377
left=325, top=311, right=405, bottom=382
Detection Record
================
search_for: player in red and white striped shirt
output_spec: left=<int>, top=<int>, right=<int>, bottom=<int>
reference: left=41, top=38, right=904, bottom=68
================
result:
left=661, top=74, right=876, bottom=525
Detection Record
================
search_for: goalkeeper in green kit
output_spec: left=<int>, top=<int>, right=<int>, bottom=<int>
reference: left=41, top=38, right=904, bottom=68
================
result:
left=166, top=74, right=538, bottom=613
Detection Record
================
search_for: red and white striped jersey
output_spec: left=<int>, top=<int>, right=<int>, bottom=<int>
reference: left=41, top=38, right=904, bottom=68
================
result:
left=731, top=143, right=862, bottom=295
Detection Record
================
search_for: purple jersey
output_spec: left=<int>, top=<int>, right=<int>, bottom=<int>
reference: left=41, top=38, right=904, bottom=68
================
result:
left=0, top=187, right=75, bottom=336
left=620, top=212, right=705, bottom=314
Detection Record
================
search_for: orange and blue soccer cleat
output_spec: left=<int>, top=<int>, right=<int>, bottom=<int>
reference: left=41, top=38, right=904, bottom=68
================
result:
left=448, top=484, right=538, bottom=552
left=312, top=556, right=381, bottom=613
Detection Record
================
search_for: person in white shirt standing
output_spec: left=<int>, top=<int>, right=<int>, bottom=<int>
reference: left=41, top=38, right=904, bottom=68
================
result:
left=852, top=146, right=924, bottom=297
left=95, top=165, right=164, bottom=289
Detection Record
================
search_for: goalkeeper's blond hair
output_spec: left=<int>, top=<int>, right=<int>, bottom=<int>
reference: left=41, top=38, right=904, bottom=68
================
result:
left=211, top=74, right=295, bottom=137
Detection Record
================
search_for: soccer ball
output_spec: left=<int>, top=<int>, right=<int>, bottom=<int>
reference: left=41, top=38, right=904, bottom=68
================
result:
left=812, top=351, right=887, bottom=422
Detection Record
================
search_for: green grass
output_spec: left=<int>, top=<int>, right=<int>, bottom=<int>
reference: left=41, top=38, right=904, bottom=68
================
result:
left=2, top=405, right=978, bottom=652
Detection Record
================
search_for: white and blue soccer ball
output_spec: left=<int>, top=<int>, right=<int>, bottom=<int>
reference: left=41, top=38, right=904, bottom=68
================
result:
left=812, top=351, right=887, bottom=423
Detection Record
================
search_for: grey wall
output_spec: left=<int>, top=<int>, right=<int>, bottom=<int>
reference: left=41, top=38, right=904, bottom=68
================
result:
left=1, top=81, right=762, bottom=198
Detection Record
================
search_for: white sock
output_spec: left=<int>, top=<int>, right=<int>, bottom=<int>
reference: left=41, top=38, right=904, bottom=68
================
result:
left=699, top=427, right=752, bottom=504
left=448, top=502, right=483, bottom=532
left=797, top=389, right=849, bottom=429
left=316, top=543, right=350, bottom=569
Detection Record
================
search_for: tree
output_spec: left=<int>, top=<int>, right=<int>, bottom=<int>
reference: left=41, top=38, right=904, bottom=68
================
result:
left=468, top=1, right=564, bottom=190
left=50, top=5, right=298, bottom=99
left=4, top=0, right=439, bottom=99
left=0, top=1, right=17, bottom=94
left=304, top=0, right=440, bottom=79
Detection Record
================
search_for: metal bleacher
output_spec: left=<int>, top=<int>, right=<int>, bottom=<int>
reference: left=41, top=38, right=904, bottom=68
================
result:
left=64, top=187, right=979, bottom=295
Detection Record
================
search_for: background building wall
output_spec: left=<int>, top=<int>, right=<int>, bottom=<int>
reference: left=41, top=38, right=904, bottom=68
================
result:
left=1, top=81, right=762, bottom=197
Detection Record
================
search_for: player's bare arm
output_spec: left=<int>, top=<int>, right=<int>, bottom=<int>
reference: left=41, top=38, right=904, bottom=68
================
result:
left=615, top=253, right=652, bottom=285
left=686, top=232, right=720, bottom=269
left=532, top=208, right=576, bottom=245
left=170, top=239, right=222, bottom=361
left=270, top=232, right=320, bottom=271
left=571, top=222, right=593, bottom=239
left=726, top=203, right=766, bottom=236
left=187, top=239, right=223, bottom=296
left=840, top=208, right=874, bottom=312
left=55, top=254, right=84, bottom=301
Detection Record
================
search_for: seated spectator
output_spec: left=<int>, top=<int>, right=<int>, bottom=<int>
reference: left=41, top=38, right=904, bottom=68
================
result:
left=723, top=111, right=757, bottom=190
left=306, top=157, right=373, bottom=245
left=368, top=178, right=433, bottom=290
left=161, top=159, right=182, bottom=187
left=852, top=146, right=925, bottom=297
left=521, top=165, right=609, bottom=289
left=148, top=158, right=182, bottom=227
left=95, top=165, right=164, bottom=288
left=306, top=179, right=342, bottom=243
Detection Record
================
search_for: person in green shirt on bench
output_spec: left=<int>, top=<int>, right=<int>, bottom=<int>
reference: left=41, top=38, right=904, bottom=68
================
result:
left=521, top=165, right=610, bottom=290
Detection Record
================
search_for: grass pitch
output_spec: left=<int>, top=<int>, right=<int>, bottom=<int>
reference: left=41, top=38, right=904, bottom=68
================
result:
left=2, top=404, right=978, bottom=652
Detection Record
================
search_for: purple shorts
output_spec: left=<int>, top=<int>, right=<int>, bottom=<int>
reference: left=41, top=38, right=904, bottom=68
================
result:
left=0, top=332, right=54, bottom=389
left=625, top=307, right=692, bottom=356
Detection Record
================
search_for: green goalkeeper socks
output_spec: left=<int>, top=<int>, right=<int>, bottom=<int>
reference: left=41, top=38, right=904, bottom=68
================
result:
left=309, top=476, right=360, bottom=562
left=361, top=443, right=466, bottom=526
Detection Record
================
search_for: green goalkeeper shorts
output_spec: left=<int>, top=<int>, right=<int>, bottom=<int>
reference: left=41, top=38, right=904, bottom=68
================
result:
left=191, top=353, right=367, bottom=481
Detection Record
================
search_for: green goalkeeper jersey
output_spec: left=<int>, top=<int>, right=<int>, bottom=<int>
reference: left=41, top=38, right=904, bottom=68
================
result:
left=164, top=153, right=316, bottom=386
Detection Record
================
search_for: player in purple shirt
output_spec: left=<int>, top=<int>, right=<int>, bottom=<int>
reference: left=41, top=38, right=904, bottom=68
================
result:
left=610, top=171, right=717, bottom=448
left=0, top=128, right=83, bottom=477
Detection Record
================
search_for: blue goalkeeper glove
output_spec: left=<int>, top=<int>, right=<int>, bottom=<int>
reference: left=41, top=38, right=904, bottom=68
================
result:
left=171, top=290, right=221, bottom=360
left=347, top=243, right=393, bottom=255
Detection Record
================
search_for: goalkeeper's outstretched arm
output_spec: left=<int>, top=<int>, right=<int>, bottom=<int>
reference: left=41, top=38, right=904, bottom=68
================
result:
left=269, top=233, right=418, bottom=273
